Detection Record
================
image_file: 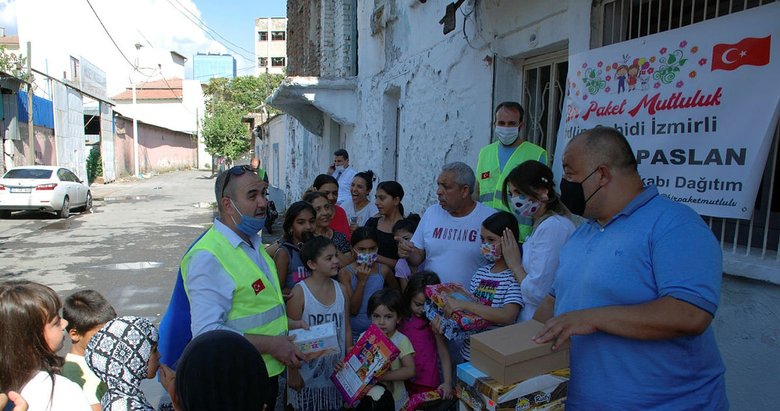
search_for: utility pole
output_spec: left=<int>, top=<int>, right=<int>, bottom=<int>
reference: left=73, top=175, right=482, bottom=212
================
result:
left=132, top=43, right=142, bottom=177
left=26, top=42, right=34, bottom=165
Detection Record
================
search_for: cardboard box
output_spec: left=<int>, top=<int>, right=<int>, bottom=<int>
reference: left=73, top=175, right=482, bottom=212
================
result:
left=289, top=321, right=339, bottom=358
left=456, top=362, right=568, bottom=411
left=470, top=320, right=569, bottom=385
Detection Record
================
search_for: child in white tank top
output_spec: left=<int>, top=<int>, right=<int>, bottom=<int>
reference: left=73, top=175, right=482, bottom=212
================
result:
left=286, top=236, right=353, bottom=410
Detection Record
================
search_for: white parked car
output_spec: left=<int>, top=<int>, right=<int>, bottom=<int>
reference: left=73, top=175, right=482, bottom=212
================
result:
left=0, top=166, right=92, bottom=218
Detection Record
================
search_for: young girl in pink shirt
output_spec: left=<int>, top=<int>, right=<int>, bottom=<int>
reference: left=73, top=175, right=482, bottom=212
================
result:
left=398, top=272, right=453, bottom=399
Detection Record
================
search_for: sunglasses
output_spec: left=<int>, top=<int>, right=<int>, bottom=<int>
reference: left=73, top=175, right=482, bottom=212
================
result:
left=221, top=165, right=255, bottom=197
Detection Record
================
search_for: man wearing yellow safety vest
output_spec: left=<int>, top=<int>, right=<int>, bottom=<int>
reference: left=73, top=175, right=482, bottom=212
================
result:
left=180, top=165, right=306, bottom=409
left=475, top=102, right=548, bottom=242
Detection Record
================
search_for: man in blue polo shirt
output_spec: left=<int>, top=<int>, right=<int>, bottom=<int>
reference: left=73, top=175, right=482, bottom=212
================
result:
left=533, top=127, right=727, bottom=410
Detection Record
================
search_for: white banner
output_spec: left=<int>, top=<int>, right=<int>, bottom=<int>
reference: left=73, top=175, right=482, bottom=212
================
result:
left=553, top=4, right=780, bottom=219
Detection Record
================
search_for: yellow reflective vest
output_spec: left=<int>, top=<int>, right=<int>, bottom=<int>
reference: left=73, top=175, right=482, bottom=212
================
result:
left=181, top=227, right=287, bottom=376
left=476, top=140, right=547, bottom=241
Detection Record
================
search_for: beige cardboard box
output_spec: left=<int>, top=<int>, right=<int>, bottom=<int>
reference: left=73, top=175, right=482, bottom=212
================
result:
left=470, top=320, right=569, bottom=385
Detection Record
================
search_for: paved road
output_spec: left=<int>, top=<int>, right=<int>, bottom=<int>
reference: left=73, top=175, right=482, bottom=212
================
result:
left=1, top=170, right=216, bottom=320
left=0, top=169, right=282, bottom=405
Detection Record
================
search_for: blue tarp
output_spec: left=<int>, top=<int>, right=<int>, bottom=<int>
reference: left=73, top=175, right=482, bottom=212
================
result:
left=17, top=90, right=55, bottom=129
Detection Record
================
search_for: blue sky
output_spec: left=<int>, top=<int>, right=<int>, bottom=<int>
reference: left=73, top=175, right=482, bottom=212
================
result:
left=193, top=0, right=286, bottom=73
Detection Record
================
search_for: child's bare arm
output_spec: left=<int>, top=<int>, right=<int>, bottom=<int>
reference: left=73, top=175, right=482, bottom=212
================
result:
left=383, top=264, right=400, bottom=290
left=286, top=284, right=305, bottom=322
left=340, top=283, right=353, bottom=352
left=288, top=366, right=304, bottom=391
left=378, top=353, right=415, bottom=382
left=445, top=297, right=520, bottom=325
left=434, top=333, right=453, bottom=398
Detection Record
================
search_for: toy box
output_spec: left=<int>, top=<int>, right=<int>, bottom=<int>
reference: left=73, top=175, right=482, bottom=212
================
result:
left=331, top=324, right=400, bottom=407
left=424, top=283, right=492, bottom=340
left=456, top=362, right=568, bottom=411
left=288, top=321, right=340, bottom=359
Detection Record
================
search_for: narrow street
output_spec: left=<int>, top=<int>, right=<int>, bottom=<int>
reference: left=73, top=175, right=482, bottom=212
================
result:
left=0, top=170, right=216, bottom=320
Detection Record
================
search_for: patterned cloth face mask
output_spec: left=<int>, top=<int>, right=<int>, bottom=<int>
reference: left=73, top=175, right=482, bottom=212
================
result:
left=480, top=242, right=500, bottom=263
left=509, top=193, right=543, bottom=218
left=356, top=252, right=378, bottom=265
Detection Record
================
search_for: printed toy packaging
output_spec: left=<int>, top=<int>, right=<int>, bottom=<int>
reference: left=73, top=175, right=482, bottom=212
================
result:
left=288, top=321, right=339, bottom=359
left=331, top=324, right=400, bottom=407
left=424, top=283, right=493, bottom=340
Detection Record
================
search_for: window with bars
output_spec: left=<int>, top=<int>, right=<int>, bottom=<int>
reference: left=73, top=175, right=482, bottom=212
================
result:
left=522, top=56, right=568, bottom=162
left=271, top=31, right=286, bottom=41
left=259, top=31, right=268, bottom=41
left=592, top=0, right=779, bottom=259
left=258, top=57, right=268, bottom=68
left=271, top=57, right=286, bottom=67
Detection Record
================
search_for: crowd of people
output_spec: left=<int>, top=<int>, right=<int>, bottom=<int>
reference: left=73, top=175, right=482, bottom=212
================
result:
left=0, top=101, right=728, bottom=411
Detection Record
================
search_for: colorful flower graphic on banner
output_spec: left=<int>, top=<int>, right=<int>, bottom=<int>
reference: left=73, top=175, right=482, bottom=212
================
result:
left=575, top=42, right=702, bottom=96
left=581, top=67, right=607, bottom=94
left=654, top=48, right=688, bottom=84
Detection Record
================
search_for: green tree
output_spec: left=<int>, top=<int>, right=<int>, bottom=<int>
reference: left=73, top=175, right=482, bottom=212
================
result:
left=201, top=73, right=284, bottom=161
left=0, top=46, right=33, bottom=83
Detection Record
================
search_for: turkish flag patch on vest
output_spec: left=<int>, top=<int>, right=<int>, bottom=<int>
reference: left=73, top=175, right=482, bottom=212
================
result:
left=481, top=171, right=490, bottom=179
left=252, top=278, right=265, bottom=295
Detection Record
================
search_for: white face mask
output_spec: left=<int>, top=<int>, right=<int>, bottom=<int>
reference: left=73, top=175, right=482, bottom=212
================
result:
left=335, top=165, right=346, bottom=173
left=494, top=126, right=519, bottom=145
left=509, top=194, right=543, bottom=218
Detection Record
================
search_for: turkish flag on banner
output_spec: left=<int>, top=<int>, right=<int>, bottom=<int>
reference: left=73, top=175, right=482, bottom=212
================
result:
left=711, top=36, right=771, bottom=71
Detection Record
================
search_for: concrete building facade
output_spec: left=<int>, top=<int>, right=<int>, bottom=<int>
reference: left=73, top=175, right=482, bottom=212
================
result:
left=255, top=17, right=288, bottom=75
left=111, top=77, right=208, bottom=170
left=113, top=113, right=197, bottom=176
left=267, top=1, right=780, bottom=408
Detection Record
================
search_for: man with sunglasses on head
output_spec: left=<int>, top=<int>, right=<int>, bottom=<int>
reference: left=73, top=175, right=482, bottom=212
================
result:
left=168, top=165, right=305, bottom=410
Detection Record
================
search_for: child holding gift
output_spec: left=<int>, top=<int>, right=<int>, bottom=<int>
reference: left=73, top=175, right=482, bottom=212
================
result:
left=287, top=236, right=352, bottom=411
left=398, top=272, right=453, bottom=399
left=442, top=211, right=524, bottom=362
left=351, top=289, right=415, bottom=411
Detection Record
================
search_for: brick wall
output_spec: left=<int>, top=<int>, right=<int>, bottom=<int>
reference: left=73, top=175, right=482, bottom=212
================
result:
left=286, top=0, right=321, bottom=76
left=322, top=0, right=357, bottom=77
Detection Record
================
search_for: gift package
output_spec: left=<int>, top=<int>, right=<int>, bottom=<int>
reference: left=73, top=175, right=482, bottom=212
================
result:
left=456, top=362, right=568, bottom=411
left=424, top=283, right=492, bottom=340
left=288, top=321, right=340, bottom=359
left=331, top=324, right=400, bottom=407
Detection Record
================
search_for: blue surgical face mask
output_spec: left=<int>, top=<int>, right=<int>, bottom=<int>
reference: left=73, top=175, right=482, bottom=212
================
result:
left=230, top=199, right=266, bottom=237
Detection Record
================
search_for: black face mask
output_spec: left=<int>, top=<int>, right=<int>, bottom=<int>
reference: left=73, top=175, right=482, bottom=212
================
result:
left=560, top=168, right=602, bottom=216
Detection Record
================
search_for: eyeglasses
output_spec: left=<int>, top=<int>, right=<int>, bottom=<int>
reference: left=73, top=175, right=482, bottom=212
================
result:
left=221, top=165, right=254, bottom=198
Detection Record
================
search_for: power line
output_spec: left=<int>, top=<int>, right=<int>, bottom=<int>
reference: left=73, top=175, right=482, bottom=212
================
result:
left=161, top=0, right=255, bottom=61
left=84, top=0, right=138, bottom=71
left=169, top=0, right=256, bottom=58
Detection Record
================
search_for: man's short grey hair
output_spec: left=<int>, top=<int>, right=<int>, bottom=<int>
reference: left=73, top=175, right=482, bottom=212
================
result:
left=441, top=162, right=476, bottom=194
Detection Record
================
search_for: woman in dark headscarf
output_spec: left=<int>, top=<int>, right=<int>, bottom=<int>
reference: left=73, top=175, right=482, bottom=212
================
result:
left=85, top=316, right=160, bottom=411
left=172, top=330, right=269, bottom=411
